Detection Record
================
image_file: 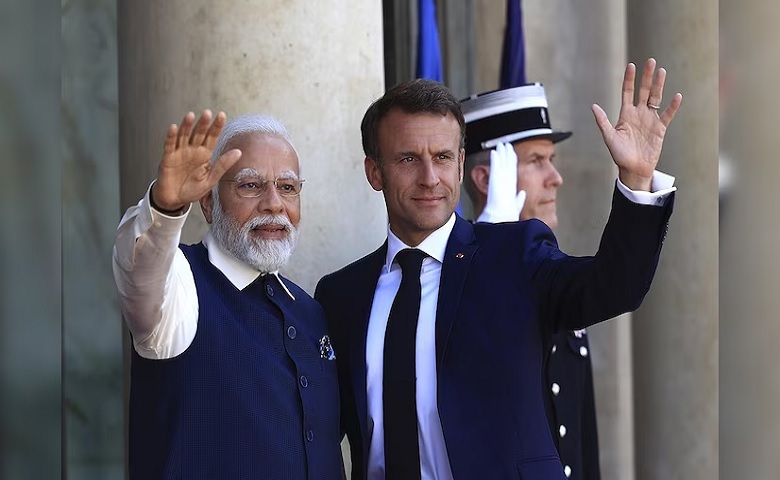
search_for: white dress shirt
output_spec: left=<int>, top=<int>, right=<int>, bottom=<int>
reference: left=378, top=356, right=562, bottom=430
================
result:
left=364, top=174, right=676, bottom=480
left=366, top=213, right=456, bottom=480
left=112, top=183, right=294, bottom=360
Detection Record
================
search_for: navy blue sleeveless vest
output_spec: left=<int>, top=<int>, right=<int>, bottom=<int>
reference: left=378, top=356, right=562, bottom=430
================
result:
left=129, top=243, right=343, bottom=479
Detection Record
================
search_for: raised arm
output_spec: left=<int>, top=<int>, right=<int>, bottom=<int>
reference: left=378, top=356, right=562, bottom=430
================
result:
left=537, top=59, right=682, bottom=331
left=112, top=110, right=241, bottom=355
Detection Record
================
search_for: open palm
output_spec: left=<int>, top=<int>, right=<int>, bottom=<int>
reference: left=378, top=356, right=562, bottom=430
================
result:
left=152, top=110, right=241, bottom=211
left=592, top=59, right=683, bottom=191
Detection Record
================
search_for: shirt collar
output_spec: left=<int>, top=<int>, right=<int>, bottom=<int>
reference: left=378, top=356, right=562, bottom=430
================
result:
left=203, top=231, right=295, bottom=300
left=385, top=213, right=456, bottom=273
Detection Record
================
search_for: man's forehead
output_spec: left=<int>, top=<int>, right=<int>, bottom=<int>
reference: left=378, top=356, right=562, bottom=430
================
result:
left=229, top=133, right=297, bottom=156
left=383, top=108, right=459, bottom=126
left=513, top=138, right=556, bottom=156
left=379, top=110, right=461, bottom=144
left=223, top=135, right=299, bottom=176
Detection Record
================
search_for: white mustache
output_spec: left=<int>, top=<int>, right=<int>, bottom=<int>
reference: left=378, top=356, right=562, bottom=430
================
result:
left=245, top=214, right=293, bottom=233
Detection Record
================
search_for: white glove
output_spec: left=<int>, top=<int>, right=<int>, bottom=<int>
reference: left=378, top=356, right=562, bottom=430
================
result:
left=476, top=142, right=526, bottom=223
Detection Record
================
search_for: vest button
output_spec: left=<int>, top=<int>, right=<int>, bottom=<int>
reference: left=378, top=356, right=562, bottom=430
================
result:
left=300, top=375, right=308, bottom=388
left=266, top=284, right=274, bottom=296
left=287, top=325, right=297, bottom=339
left=306, top=429, right=315, bottom=442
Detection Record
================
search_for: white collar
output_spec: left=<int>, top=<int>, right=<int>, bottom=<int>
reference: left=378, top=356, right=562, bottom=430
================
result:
left=203, top=231, right=295, bottom=300
left=384, top=213, right=456, bottom=273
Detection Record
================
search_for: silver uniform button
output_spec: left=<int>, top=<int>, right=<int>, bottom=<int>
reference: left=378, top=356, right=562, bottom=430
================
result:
left=551, top=344, right=557, bottom=354
left=551, top=383, right=560, bottom=395
left=579, top=346, right=589, bottom=357
left=559, top=424, right=567, bottom=438
left=564, top=465, right=572, bottom=477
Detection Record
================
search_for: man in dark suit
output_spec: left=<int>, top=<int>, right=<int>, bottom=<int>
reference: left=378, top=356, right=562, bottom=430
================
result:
left=461, top=84, right=603, bottom=480
left=316, top=59, right=681, bottom=480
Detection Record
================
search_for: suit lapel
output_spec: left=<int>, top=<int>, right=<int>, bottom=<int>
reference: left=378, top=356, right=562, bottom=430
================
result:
left=350, top=242, right=387, bottom=447
left=435, top=216, right=478, bottom=366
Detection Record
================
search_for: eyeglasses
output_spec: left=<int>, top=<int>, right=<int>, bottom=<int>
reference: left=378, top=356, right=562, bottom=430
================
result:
left=221, top=177, right=305, bottom=198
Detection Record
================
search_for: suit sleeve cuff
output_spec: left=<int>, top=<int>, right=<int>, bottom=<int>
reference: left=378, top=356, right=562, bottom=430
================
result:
left=616, top=170, right=677, bottom=207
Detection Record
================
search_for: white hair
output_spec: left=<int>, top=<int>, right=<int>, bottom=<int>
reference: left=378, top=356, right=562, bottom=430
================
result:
left=210, top=113, right=300, bottom=171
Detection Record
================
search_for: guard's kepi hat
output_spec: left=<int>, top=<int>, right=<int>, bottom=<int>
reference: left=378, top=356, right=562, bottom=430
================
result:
left=460, top=83, right=572, bottom=155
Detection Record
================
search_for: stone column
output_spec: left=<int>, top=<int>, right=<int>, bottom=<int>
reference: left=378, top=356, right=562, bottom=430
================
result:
left=473, top=0, right=635, bottom=478
left=472, top=0, right=503, bottom=93
left=118, top=2, right=388, bottom=475
left=626, top=0, right=719, bottom=478
left=720, top=0, right=780, bottom=477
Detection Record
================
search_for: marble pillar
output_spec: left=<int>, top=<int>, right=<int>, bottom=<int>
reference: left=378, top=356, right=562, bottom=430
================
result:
left=627, top=0, right=719, bottom=478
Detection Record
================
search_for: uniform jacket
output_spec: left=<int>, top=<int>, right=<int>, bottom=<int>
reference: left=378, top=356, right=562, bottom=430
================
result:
left=545, top=330, right=601, bottom=480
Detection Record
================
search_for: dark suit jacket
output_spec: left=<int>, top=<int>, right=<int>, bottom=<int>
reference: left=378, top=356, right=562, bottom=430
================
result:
left=315, top=188, right=673, bottom=480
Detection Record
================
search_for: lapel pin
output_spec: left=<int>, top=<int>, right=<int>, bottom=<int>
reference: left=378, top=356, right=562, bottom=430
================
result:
left=455, top=252, right=464, bottom=259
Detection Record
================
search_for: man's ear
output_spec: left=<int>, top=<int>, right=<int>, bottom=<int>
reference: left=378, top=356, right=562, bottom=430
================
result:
left=200, top=190, right=215, bottom=224
left=470, top=164, right=490, bottom=196
left=365, top=157, right=384, bottom=192
left=458, top=148, right=466, bottom=183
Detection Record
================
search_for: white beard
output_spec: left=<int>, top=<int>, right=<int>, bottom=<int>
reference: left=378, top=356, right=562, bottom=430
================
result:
left=210, top=196, right=299, bottom=273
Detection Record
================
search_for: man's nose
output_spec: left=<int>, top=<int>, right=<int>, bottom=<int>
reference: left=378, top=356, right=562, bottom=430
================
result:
left=418, top=159, right=440, bottom=187
left=546, top=164, right=563, bottom=188
left=256, top=184, right=285, bottom=214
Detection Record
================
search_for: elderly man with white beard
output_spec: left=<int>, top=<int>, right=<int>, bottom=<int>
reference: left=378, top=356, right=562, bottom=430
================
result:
left=112, top=110, right=344, bottom=480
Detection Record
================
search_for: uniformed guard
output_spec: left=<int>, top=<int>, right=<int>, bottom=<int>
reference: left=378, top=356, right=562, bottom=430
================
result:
left=113, top=111, right=344, bottom=479
left=461, top=85, right=601, bottom=480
